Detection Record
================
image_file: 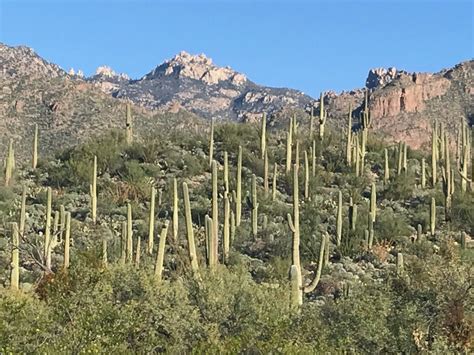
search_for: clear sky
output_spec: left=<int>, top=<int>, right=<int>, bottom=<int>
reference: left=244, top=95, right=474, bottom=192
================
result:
left=0, top=0, right=472, bottom=97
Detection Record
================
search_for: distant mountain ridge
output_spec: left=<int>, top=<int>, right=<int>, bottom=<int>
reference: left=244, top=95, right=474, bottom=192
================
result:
left=89, top=50, right=313, bottom=122
left=0, top=42, right=472, bottom=161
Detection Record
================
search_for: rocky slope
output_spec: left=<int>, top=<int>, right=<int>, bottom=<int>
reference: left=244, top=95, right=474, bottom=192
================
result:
left=0, top=44, right=201, bottom=162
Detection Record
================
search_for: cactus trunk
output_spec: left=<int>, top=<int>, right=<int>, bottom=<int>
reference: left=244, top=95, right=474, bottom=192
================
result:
left=154, top=220, right=170, bottom=282
left=182, top=182, right=199, bottom=272
left=10, top=222, right=19, bottom=290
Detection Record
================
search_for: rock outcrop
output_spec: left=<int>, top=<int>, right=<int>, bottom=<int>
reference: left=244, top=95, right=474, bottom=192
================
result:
left=90, top=51, right=312, bottom=120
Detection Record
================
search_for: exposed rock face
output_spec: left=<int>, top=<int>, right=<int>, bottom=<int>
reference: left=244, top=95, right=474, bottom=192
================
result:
left=145, top=51, right=247, bottom=86
left=366, top=67, right=398, bottom=89
left=369, top=72, right=451, bottom=118
left=92, top=51, right=311, bottom=120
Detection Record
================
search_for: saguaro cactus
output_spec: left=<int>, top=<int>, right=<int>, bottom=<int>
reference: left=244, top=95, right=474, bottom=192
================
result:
left=236, top=146, right=242, bottom=226
left=90, top=155, right=97, bottom=223
left=396, top=252, right=404, bottom=276
left=432, top=124, right=438, bottom=186
left=63, top=212, right=71, bottom=269
left=224, top=151, right=229, bottom=193
left=223, top=192, right=230, bottom=263
left=44, top=187, right=52, bottom=270
left=102, top=240, right=108, bottom=267
left=346, top=105, right=353, bottom=165
left=120, top=221, right=127, bottom=265
left=260, top=113, right=266, bottom=159
left=209, top=119, right=214, bottom=167
left=32, top=124, right=38, bottom=170
left=251, top=174, right=259, bottom=238
left=148, top=186, right=156, bottom=254
left=311, top=140, right=316, bottom=177
left=182, top=182, right=199, bottom=272
left=135, top=236, right=141, bottom=268
left=309, top=107, right=315, bottom=139
left=286, top=131, right=292, bottom=174
left=264, top=149, right=269, bottom=196
left=421, top=158, right=426, bottom=188
left=430, top=197, right=436, bottom=235
left=370, top=182, right=376, bottom=223
left=154, top=220, right=170, bottom=282
left=10, top=222, right=19, bottom=290
left=397, top=141, right=403, bottom=175
left=384, top=148, right=390, bottom=184
left=304, top=151, right=309, bottom=200
left=288, top=164, right=327, bottom=307
left=127, top=203, right=133, bottom=263
left=4, top=139, right=15, bottom=186
left=336, top=190, right=342, bottom=246
left=211, top=160, right=219, bottom=259
left=172, top=177, right=179, bottom=243
left=318, top=92, right=327, bottom=139
left=19, top=185, right=27, bottom=237
left=126, top=103, right=133, bottom=145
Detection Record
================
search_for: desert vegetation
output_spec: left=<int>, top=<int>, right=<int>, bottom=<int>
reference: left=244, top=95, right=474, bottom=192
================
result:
left=1, top=101, right=473, bottom=353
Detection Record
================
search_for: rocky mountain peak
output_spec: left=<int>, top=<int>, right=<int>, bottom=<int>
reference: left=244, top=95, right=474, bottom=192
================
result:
left=93, top=66, right=129, bottom=80
left=365, top=67, right=399, bottom=89
left=143, top=51, right=247, bottom=85
left=0, top=43, right=65, bottom=79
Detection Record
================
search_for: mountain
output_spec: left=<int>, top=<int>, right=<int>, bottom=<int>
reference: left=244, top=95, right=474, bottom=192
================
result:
left=0, top=42, right=472, bottom=161
left=0, top=44, right=201, bottom=162
left=90, top=51, right=313, bottom=122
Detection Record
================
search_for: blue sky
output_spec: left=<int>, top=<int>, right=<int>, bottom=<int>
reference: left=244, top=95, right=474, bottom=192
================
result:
left=0, top=0, right=472, bottom=97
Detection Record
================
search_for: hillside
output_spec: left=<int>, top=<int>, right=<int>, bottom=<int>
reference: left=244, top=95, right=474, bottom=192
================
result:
left=0, top=109, right=472, bottom=351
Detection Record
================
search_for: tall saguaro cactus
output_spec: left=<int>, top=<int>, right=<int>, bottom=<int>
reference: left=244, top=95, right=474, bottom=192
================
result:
left=432, top=123, right=438, bottom=186
left=44, top=187, right=52, bottom=270
left=384, top=148, right=390, bottom=184
left=19, top=185, right=27, bottom=237
left=172, top=177, right=179, bottom=243
left=154, top=220, right=170, bottom=282
left=346, top=105, right=353, bottom=165
left=32, top=124, right=38, bottom=170
left=4, top=139, right=15, bottom=186
left=127, top=203, right=133, bottom=263
left=260, top=113, right=267, bottom=159
left=251, top=174, right=259, bottom=238
left=430, top=197, right=436, bottom=235
left=63, top=212, right=71, bottom=269
left=336, top=190, right=342, bottom=246
left=421, top=158, right=426, bottom=188
left=304, top=151, right=309, bottom=200
left=288, top=164, right=327, bottom=307
left=126, top=103, right=133, bottom=145
left=286, top=128, right=292, bottom=173
left=318, top=92, right=327, bottom=139
left=182, top=182, right=199, bottom=272
left=209, top=119, right=215, bottom=167
left=370, top=183, right=376, bottom=223
left=236, top=146, right=242, bottom=226
left=148, top=186, right=156, bottom=254
left=90, top=155, right=97, bottom=223
left=211, top=160, right=219, bottom=259
left=272, top=163, right=278, bottom=201
left=224, top=151, right=229, bottom=193
left=10, top=222, right=19, bottom=290
left=264, top=149, right=269, bottom=196
left=223, top=192, right=230, bottom=263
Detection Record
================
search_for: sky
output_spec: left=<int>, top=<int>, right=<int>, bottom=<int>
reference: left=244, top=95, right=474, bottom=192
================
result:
left=0, top=0, right=472, bottom=97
